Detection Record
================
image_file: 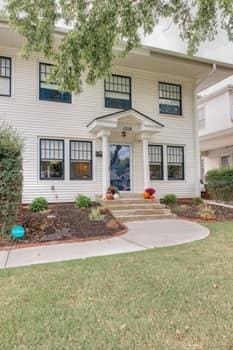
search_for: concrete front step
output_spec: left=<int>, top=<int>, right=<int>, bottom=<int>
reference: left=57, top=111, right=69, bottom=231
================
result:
left=104, top=203, right=166, bottom=210
left=99, top=198, right=159, bottom=205
left=96, top=193, right=147, bottom=200
left=113, top=208, right=171, bottom=216
left=116, top=213, right=176, bottom=222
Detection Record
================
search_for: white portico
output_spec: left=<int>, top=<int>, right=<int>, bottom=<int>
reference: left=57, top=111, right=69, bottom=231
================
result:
left=87, top=109, right=164, bottom=196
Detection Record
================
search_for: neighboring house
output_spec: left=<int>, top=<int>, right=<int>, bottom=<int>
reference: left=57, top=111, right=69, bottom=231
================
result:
left=198, top=85, right=233, bottom=178
left=1, top=20, right=233, bottom=203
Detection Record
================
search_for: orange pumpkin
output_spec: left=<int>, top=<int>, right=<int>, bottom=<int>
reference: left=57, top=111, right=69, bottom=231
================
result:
left=143, top=191, right=150, bottom=199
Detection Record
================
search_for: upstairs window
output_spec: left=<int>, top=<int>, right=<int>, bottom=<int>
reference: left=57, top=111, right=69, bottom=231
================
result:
left=149, top=145, right=163, bottom=180
left=70, top=140, right=93, bottom=180
left=159, top=82, right=182, bottom=116
left=0, top=57, right=11, bottom=96
left=39, top=63, right=71, bottom=103
left=167, top=146, right=184, bottom=180
left=40, top=139, right=64, bottom=180
left=105, top=74, right=131, bottom=109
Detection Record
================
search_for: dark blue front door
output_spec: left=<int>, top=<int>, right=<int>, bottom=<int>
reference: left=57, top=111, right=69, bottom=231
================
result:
left=110, top=144, right=130, bottom=191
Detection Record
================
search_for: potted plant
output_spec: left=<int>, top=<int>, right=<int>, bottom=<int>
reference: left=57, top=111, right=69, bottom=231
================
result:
left=106, top=186, right=120, bottom=200
left=143, top=187, right=156, bottom=200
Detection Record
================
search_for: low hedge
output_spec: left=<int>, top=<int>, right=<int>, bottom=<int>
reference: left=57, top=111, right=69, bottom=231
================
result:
left=206, top=167, right=233, bottom=202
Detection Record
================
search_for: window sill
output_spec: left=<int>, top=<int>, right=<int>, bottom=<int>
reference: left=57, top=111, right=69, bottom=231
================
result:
left=158, top=113, right=184, bottom=119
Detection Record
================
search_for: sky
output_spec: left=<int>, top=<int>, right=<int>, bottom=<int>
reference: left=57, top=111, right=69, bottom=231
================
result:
left=1, top=0, right=233, bottom=93
left=142, top=19, right=233, bottom=94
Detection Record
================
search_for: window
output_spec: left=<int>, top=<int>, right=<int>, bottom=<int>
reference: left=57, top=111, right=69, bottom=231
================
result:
left=198, top=107, right=206, bottom=129
left=105, top=74, right=131, bottom=109
left=167, top=146, right=184, bottom=180
left=40, top=139, right=64, bottom=180
left=0, top=57, right=11, bottom=96
left=221, top=155, right=230, bottom=168
left=70, top=141, right=92, bottom=180
left=39, top=63, right=71, bottom=103
left=159, top=82, right=182, bottom=116
left=149, top=145, right=163, bottom=180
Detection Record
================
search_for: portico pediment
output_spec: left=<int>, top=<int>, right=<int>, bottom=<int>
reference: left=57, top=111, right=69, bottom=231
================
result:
left=87, top=108, right=164, bottom=137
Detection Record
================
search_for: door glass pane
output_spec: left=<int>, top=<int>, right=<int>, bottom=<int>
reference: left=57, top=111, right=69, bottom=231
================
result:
left=110, top=145, right=130, bottom=191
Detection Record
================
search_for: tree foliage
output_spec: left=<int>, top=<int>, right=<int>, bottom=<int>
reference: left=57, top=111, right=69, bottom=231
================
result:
left=0, top=124, right=23, bottom=239
left=4, top=0, right=233, bottom=92
left=207, top=167, right=233, bottom=202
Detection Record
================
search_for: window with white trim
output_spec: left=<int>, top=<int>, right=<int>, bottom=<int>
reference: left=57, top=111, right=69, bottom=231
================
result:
left=167, top=146, right=184, bottom=180
left=39, top=63, right=71, bottom=103
left=149, top=145, right=163, bottom=180
left=70, top=140, right=93, bottom=180
left=40, top=139, right=64, bottom=180
left=105, top=74, right=131, bottom=109
left=159, top=82, right=182, bottom=116
left=0, top=57, right=11, bottom=96
left=221, top=155, right=230, bottom=168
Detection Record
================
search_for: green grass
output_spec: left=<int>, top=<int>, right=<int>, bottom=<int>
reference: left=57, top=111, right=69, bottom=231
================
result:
left=0, top=221, right=233, bottom=350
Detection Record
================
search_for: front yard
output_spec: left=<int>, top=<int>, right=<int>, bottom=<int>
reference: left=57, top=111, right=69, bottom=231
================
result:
left=0, top=221, right=233, bottom=349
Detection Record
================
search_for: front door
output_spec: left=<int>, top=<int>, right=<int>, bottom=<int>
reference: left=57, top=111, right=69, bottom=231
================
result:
left=110, top=144, right=131, bottom=191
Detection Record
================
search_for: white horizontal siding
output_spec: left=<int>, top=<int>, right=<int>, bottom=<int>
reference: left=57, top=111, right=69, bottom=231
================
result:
left=0, top=46, right=198, bottom=202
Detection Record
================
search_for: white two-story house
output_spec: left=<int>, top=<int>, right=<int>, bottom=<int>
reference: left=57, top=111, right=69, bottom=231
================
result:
left=199, top=84, right=233, bottom=177
left=1, top=21, right=233, bottom=203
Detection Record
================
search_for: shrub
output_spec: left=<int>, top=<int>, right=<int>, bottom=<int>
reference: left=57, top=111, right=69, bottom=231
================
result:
left=88, top=208, right=104, bottom=221
left=0, top=124, right=23, bottom=239
left=206, top=167, right=233, bottom=202
left=75, top=195, right=92, bottom=208
left=30, top=197, right=48, bottom=212
left=192, top=197, right=204, bottom=206
left=163, top=194, right=177, bottom=205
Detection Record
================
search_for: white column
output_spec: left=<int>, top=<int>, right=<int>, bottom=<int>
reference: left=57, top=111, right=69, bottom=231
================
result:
left=193, top=87, right=201, bottom=197
left=142, top=135, right=150, bottom=189
left=100, top=130, right=111, bottom=197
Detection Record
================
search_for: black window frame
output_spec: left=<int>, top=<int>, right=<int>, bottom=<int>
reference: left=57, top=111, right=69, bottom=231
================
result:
left=148, top=144, right=164, bottom=180
left=39, top=138, right=65, bottom=180
left=69, top=140, right=93, bottom=180
left=221, top=155, right=230, bottom=168
left=39, top=62, right=72, bottom=104
left=158, top=82, right=182, bottom=116
left=104, top=74, right=132, bottom=109
left=0, top=56, right=11, bottom=97
left=167, top=145, right=185, bottom=180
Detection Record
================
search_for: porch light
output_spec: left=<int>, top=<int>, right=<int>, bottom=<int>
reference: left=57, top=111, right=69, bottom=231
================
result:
left=121, top=130, right=127, bottom=138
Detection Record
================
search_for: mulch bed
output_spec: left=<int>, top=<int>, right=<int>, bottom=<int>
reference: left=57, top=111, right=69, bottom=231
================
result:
left=0, top=204, right=126, bottom=248
left=171, top=203, right=233, bottom=221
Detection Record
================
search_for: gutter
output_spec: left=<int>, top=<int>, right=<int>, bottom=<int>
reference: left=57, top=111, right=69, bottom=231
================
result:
left=194, top=63, right=217, bottom=196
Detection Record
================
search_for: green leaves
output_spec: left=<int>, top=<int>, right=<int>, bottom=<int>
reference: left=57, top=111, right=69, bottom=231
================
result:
left=0, top=124, right=23, bottom=238
left=207, top=167, right=233, bottom=202
left=4, top=0, right=233, bottom=92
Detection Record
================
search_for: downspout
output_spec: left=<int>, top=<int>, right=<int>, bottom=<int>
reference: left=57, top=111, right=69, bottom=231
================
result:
left=228, top=86, right=233, bottom=122
left=194, top=63, right=217, bottom=196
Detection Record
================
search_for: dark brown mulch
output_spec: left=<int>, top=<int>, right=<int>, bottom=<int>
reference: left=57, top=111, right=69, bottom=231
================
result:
left=0, top=204, right=125, bottom=247
left=171, top=203, right=233, bottom=221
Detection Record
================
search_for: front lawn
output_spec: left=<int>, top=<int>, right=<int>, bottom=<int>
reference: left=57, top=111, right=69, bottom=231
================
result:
left=0, top=221, right=233, bottom=349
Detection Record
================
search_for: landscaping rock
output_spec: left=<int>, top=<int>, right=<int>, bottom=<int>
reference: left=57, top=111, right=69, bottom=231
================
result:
left=106, top=219, right=120, bottom=230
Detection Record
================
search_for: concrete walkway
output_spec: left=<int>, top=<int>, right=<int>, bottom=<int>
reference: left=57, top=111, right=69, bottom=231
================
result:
left=0, top=219, right=209, bottom=269
left=205, top=200, right=233, bottom=209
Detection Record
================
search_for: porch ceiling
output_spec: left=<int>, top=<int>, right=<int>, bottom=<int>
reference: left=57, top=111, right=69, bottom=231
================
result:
left=87, top=108, right=164, bottom=137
